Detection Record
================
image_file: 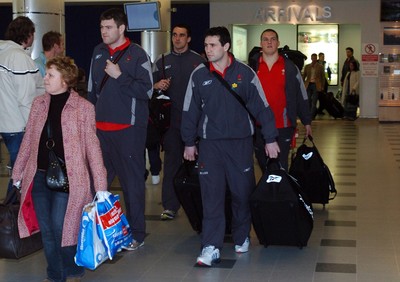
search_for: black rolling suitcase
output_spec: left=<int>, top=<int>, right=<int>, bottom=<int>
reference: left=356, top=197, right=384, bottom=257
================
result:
left=173, top=160, right=232, bottom=234
left=250, top=160, right=313, bottom=248
left=325, top=92, right=344, bottom=119
left=289, top=136, right=337, bottom=205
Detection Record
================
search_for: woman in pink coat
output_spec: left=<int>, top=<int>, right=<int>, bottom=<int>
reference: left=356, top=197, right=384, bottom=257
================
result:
left=12, top=56, right=107, bottom=282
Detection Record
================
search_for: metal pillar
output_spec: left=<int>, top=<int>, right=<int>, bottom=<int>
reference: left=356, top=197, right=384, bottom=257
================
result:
left=12, top=0, right=65, bottom=59
left=141, top=0, right=171, bottom=62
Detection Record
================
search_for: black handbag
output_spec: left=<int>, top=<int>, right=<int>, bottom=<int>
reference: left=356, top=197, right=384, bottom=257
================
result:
left=148, top=54, right=171, bottom=142
left=0, top=187, right=43, bottom=259
left=45, top=120, right=69, bottom=193
left=345, top=92, right=359, bottom=106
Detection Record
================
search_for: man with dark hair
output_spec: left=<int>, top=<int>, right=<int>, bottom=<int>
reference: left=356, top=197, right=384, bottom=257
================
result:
left=151, top=23, right=206, bottom=220
left=340, top=47, right=359, bottom=86
left=34, top=31, right=64, bottom=77
left=303, top=53, right=326, bottom=119
left=88, top=8, right=153, bottom=251
left=250, top=28, right=312, bottom=172
left=182, top=26, right=279, bottom=266
left=0, top=16, right=43, bottom=196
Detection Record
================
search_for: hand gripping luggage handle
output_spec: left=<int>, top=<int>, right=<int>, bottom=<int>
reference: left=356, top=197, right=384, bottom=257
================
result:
left=265, top=156, right=284, bottom=172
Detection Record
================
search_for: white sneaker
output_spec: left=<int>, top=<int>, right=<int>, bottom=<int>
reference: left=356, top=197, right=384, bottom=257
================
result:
left=235, top=237, right=250, bottom=253
left=151, top=175, right=160, bottom=185
left=196, top=245, right=220, bottom=266
left=121, top=240, right=144, bottom=251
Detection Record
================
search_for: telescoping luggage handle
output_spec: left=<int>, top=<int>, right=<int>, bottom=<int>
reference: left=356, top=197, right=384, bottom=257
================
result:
left=299, top=135, right=337, bottom=200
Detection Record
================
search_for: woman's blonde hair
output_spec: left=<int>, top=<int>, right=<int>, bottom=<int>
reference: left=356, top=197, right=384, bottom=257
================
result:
left=46, top=56, right=78, bottom=89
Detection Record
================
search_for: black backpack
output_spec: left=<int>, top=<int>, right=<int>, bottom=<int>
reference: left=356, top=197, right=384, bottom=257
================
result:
left=248, top=45, right=307, bottom=71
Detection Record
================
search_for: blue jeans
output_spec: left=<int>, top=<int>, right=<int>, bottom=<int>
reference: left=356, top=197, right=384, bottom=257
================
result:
left=306, top=83, right=318, bottom=119
left=31, top=171, right=84, bottom=282
left=0, top=132, right=24, bottom=194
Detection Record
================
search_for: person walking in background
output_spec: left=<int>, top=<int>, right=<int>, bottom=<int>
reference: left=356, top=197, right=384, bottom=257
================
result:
left=316, top=52, right=329, bottom=115
left=182, top=26, right=279, bottom=266
left=340, top=47, right=359, bottom=87
left=34, top=31, right=65, bottom=77
left=303, top=53, right=326, bottom=119
left=152, top=24, right=205, bottom=220
left=249, top=28, right=312, bottom=172
left=12, top=56, right=107, bottom=282
left=88, top=8, right=153, bottom=250
left=342, top=60, right=360, bottom=120
left=0, top=16, right=43, bottom=197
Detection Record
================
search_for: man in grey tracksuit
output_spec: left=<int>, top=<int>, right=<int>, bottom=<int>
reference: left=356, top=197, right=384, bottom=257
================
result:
left=152, top=24, right=206, bottom=220
left=181, top=26, right=280, bottom=266
left=88, top=8, right=153, bottom=250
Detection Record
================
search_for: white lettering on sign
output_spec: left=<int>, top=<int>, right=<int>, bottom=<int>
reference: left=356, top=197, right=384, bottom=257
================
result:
left=255, top=5, right=332, bottom=23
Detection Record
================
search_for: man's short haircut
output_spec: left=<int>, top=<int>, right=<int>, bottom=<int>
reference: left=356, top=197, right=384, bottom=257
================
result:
left=260, top=28, right=279, bottom=41
left=42, top=31, right=62, bottom=52
left=100, top=8, right=127, bottom=28
left=4, top=16, right=35, bottom=45
left=205, top=26, right=231, bottom=51
left=318, top=52, right=324, bottom=56
left=173, top=24, right=191, bottom=37
left=346, top=47, right=354, bottom=53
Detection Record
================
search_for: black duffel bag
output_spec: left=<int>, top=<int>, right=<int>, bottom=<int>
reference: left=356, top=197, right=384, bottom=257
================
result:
left=0, top=187, right=42, bottom=259
left=289, top=136, right=337, bottom=205
left=250, top=159, right=314, bottom=248
left=173, top=160, right=232, bottom=234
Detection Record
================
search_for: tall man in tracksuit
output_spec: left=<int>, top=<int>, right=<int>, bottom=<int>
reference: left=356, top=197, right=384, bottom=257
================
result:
left=152, top=24, right=206, bottom=220
left=182, top=26, right=280, bottom=266
left=249, top=29, right=312, bottom=172
left=88, top=8, right=153, bottom=250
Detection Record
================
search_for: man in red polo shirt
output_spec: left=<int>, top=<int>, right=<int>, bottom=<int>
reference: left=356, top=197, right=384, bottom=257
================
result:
left=250, top=29, right=312, bottom=171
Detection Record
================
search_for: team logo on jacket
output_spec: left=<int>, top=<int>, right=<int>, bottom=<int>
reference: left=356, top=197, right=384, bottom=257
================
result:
left=266, top=175, right=282, bottom=183
left=202, top=80, right=212, bottom=86
left=302, top=152, right=313, bottom=160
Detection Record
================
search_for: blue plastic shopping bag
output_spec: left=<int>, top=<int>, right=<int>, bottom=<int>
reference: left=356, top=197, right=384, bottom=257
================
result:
left=95, top=191, right=132, bottom=258
left=74, top=203, right=108, bottom=270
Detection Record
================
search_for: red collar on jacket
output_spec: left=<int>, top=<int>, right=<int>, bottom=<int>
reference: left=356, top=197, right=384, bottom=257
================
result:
left=108, top=38, right=131, bottom=56
left=209, top=53, right=233, bottom=78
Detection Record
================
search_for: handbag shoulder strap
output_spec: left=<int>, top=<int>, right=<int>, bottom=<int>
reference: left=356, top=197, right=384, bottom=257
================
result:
left=203, top=62, right=256, bottom=123
left=46, top=119, right=55, bottom=150
left=99, top=47, right=129, bottom=92
left=46, top=119, right=52, bottom=139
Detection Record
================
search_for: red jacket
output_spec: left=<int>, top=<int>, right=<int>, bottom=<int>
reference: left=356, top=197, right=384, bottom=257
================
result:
left=12, top=92, right=107, bottom=247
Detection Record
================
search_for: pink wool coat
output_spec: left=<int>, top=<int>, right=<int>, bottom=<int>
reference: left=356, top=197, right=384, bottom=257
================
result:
left=12, top=91, right=107, bottom=247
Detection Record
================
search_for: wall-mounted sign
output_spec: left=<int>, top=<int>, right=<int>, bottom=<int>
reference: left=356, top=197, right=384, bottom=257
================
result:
left=254, top=5, right=332, bottom=24
left=361, top=43, right=379, bottom=77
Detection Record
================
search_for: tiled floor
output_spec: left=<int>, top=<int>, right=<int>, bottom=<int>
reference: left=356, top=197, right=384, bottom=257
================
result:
left=1, top=117, right=400, bottom=281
